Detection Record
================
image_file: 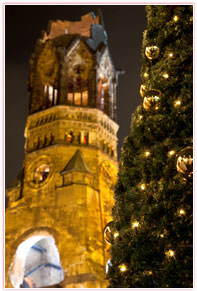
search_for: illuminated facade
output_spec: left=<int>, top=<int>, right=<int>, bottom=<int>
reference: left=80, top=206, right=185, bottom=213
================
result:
left=5, top=11, right=119, bottom=288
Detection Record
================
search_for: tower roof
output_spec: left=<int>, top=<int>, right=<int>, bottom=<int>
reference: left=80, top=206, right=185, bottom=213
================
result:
left=43, top=11, right=108, bottom=52
left=28, top=10, right=118, bottom=122
left=61, top=150, right=91, bottom=174
left=43, top=11, right=103, bottom=41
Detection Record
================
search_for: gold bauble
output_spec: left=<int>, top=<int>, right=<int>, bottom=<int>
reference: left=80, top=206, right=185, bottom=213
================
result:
left=140, top=84, right=146, bottom=97
left=143, top=89, right=161, bottom=111
left=176, top=146, right=193, bottom=177
left=145, top=45, right=160, bottom=60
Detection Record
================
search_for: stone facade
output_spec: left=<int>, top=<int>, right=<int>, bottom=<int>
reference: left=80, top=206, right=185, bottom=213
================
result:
left=5, top=11, right=119, bottom=288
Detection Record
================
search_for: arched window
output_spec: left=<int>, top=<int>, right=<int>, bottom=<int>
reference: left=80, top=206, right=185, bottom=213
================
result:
left=97, top=74, right=110, bottom=113
left=44, top=85, right=58, bottom=107
left=78, top=132, right=81, bottom=144
left=9, top=235, right=64, bottom=288
left=67, top=70, right=89, bottom=107
left=67, top=91, right=88, bottom=106
left=83, top=133, right=89, bottom=145
left=66, top=131, right=74, bottom=143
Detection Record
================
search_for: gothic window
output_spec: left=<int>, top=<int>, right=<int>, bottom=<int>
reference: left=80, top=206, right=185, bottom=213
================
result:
left=74, top=92, right=81, bottom=105
left=83, top=134, right=87, bottom=145
left=66, top=131, right=74, bottom=143
left=44, top=85, right=58, bottom=107
left=54, top=89, right=58, bottom=105
left=48, top=86, right=53, bottom=105
left=97, top=75, right=111, bottom=114
left=78, top=132, right=81, bottom=144
left=67, top=93, right=73, bottom=105
left=83, top=133, right=89, bottom=145
left=67, top=91, right=89, bottom=106
left=78, top=132, right=89, bottom=145
left=66, top=49, right=90, bottom=107
left=82, top=91, right=88, bottom=106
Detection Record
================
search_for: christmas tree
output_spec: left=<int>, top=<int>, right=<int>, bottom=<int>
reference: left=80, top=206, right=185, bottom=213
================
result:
left=107, top=5, right=193, bottom=288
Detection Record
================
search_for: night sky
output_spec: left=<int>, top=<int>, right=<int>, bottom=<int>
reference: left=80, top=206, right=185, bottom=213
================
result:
left=5, top=5, right=146, bottom=188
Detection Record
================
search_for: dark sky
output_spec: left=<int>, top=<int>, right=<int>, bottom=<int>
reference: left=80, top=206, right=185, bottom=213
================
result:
left=5, top=5, right=146, bottom=188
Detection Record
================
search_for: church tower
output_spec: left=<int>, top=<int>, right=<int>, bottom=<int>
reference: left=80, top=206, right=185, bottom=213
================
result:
left=5, top=11, right=119, bottom=288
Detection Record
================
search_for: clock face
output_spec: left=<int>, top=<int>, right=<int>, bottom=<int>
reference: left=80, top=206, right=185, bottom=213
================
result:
left=27, top=156, right=53, bottom=188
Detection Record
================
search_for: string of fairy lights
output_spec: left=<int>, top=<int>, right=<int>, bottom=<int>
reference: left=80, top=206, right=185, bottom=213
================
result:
left=104, top=11, right=193, bottom=276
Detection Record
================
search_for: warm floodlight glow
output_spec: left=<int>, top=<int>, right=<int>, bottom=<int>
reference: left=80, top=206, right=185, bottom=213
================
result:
left=119, top=264, right=127, bottom=272
left=132, top=221, right=140, bottom=229
left=173, top=15, right=179, bottom=22
left=144, top=151, right=151, bottom=157
left=165, top=249, right=175, bottom=258
left=163, top=73, right=169, bottom=79
left=174, top=100, right=181, bottom=107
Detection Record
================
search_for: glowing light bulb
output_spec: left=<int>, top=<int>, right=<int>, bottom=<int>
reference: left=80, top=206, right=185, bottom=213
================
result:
left=119, top=264, right=127, bottom=272
left=174, top=100, right=181, bottom=107
left=168, top=52, right=174, bottom=58
left=114, top=232, right=119, bottom=238
left=165, top=249, right=175, bottom=257
left=160, top=229, right=167, bottom=238
left=144, top=151, right=151, bottom=157
left=163, top=73, right=169, bottom=79
left=168, top=150, right=176, bottom=157
left=179, top=209, right=186, bottom=215
left=173, top=15, right=179, bottom=22
left=144, top=270, right=153, bottom=275
left=140, top=184, right=146, bottom=190
left=144, top=72, right=149, bottom=78
left=132, top=221, right=140, bottom=229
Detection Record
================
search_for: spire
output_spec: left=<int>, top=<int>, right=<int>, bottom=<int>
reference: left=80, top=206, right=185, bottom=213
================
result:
left=61, top=150, right=90, bottom=174
left=96, top=8, right=105, bottom=27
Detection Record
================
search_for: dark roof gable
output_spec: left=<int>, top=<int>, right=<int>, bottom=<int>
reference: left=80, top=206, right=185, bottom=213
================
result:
left=61, top=150, right=91, bottom=174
